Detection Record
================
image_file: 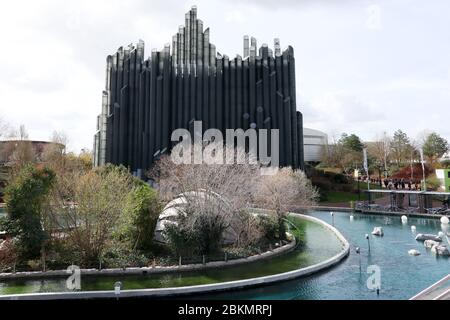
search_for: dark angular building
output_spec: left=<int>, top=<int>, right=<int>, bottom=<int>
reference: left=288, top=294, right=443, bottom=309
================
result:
left=93, top=6, right=304, bottom=175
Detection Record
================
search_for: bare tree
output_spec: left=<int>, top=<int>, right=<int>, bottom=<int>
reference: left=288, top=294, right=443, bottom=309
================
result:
left=254, top=168, right=318, bottom=240
left=152, top=143, right=263, bottom=252
left=42, top=131, right=69, bottom=174
left=50, top=130, right=69, bottom=154
left=408, top=139, right=420, bottom=179
left=1, top=124, right=34, bottom=171
left=321, top=134, right=344, bottom=169
left=0, top=239, right=18, bottom=272
left=368, top=132, right=391, bottom=178
left=18, top=124, right=29, bottom=140
left=0, top=117, right=11, bottom=139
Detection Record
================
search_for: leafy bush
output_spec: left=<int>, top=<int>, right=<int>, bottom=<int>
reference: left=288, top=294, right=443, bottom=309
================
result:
left=222, top=246, right=262, bottom=259
left=426, top=175, right=442, bottom=191
left=45, top=241, right=82, bottom=270
left=257, top=215, right=279, bottom=243
left=164, top=207, right=227, bottom=257
left=4, top=164, right=55, bottom=260
left=116, top=184, right=162, bottom=252
left=325, top=172, right=350, bottom=184
left=101, top=245, right=149, bottom=268
left=312, top=178, right=332, bottom=192
left=439, top=160, right=450, bottom=169
left=164, top=222, right=202, bottom=257
left=47, top=165, right=134, bottom=267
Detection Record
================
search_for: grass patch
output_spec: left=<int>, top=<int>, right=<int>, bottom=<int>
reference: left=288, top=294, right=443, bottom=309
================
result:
left=321, top=191, right=360, bottom=203
left=320, top=182, right=383, bottom=204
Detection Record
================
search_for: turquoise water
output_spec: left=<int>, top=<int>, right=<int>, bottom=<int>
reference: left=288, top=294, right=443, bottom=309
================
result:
left=200, top=211, right=450, bottom=300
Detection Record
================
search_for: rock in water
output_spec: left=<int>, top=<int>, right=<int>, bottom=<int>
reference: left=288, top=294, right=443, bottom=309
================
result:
left=424, top=240, right=440, bottom=249
left=371, top=227, right=384, bottom=236
left=408, top=249, right=421, bottom=256
left=415, top=234, right=442, bottom=242
left=431, top=244, right=450, bottom=256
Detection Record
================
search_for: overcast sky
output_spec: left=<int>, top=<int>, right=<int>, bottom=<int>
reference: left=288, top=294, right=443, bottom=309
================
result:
left=0, top=0, right=449, bottom=152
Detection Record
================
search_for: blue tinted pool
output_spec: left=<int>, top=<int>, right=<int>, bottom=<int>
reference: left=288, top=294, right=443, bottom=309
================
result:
left=200, top=211, right=449, bottom=300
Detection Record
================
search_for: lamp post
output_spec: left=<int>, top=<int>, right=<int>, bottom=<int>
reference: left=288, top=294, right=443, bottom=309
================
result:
left=114, top=281, right=122, bottom=300
left=354, top=169, right=360, bottom=201
left=419, top=148, right=427, bottom=191
left=363, top=148, right=370, bottom=192
left=356, top=247, right=361, bottom=272
left=365, top=234, right=371, bottom=253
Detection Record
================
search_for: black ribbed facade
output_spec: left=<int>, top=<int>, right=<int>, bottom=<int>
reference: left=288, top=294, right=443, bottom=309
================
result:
left=93, top=6, right=304, bottom=175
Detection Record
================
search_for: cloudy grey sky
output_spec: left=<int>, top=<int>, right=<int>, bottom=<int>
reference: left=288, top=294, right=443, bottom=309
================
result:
left=0, top=0, right=449, bottom=152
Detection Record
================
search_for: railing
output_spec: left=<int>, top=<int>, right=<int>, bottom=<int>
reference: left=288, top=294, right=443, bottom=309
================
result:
left=410, top=274, right=450, bottom=300
left=355, top=201, right=448, bottom=215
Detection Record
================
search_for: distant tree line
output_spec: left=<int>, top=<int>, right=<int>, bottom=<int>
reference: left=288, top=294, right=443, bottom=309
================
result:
left=321, top=130, right=449, bottom=177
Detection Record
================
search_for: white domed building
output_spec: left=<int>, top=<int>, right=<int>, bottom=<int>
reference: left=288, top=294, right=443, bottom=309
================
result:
left=154, top=190, right=238, bottom=244
left=303, top=128, right=328, bottom=163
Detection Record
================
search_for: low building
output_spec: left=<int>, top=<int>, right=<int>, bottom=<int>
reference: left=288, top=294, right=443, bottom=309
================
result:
left=0, top=140, right=65, bottom=202
left=303, top=128, right=327, bottom=163
left=0, top=140, right=64, bottom=165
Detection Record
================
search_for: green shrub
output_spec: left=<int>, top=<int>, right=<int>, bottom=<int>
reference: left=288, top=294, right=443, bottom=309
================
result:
left=101, top=246, right=149, bottom=268
left=439, top=160, right=450, bottom=169
left=426, top=175, right=441, bottom=191
left=164, top=222, right=202, bottom=257
left=312, top=179, right=332, bottom=192
left=258, top=215, right=279, bottom=243
left=164, top=208, right=226, bottom=257
left=117, top=184, right=162, bottom=252
left=4, top=165, right=55, bottom=260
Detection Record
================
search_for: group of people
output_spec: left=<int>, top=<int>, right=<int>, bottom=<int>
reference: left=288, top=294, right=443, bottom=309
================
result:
left=382, top=178, right=422, bottom=191
left=354, top=176, right=422, bottom=191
